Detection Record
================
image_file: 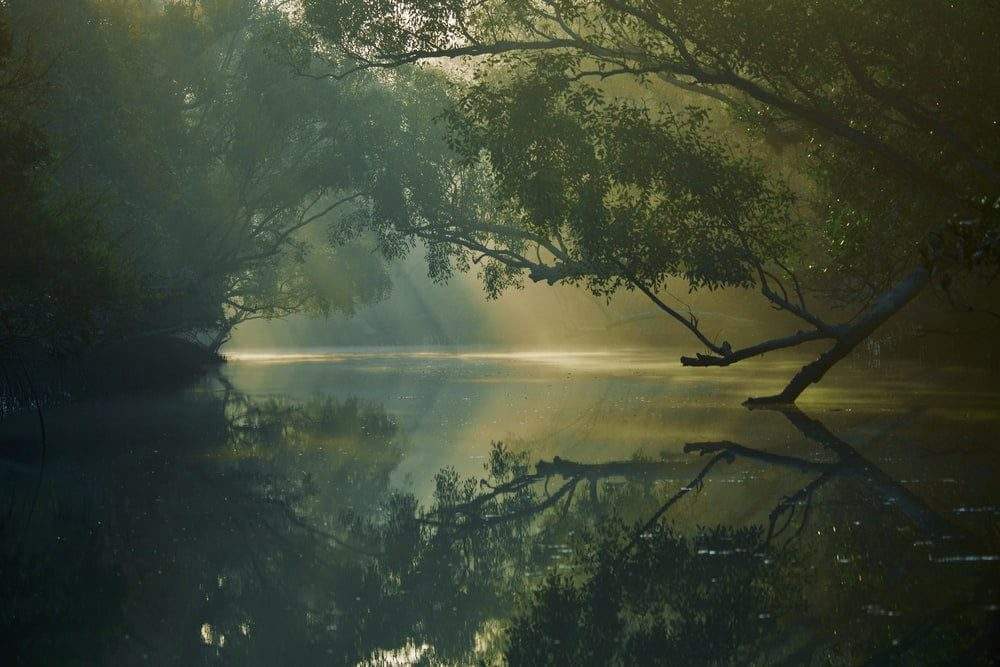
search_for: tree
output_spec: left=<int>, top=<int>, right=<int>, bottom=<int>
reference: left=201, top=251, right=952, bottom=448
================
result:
left=96, top=0, right=387, bottom=348
left=3, top=0, right=409, bottom=358
left=0, top=5, right=141, bottom=356
left=301, top=0, right=1000, bottom=403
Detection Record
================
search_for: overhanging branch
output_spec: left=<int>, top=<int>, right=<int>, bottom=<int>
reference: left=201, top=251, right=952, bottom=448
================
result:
left=680, top=328, right=831, bottom=367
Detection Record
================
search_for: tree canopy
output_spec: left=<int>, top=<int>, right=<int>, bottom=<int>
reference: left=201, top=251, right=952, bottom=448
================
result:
left=1, top=0, right=455, bottom=357
left=4, top=0, right=998, bottom=402
left=299, top=0, right=1000, bottom=402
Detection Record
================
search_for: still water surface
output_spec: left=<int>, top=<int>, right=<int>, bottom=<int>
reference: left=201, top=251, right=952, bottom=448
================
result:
left=2, top=348, right=999, bottom=664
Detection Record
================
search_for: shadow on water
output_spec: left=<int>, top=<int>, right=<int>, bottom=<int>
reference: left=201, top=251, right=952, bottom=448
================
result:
left=1, top=382, right=998, bottom=664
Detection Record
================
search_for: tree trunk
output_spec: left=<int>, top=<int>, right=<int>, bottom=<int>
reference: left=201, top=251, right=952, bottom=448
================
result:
left=745, top=265, right=931, bottom=406
left=207, top=323, right=233, bottom=356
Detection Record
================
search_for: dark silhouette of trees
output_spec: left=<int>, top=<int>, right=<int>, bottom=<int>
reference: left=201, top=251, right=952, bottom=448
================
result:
left=0, top=6, right=141, bottom=355
left=1, top=0, right=453, bottom=365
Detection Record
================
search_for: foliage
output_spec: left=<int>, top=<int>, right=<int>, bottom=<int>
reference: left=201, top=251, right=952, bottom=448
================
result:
left=2, top=0, right=455, bottom=359
left=300, top=0, right=1000, bottom=401
left=506, top=523, right=774, bottom=666
left=0, top=6, right=141, bottom=353
left=334, top=441, right=539, bottom=662
left=446, top=58, right=796, bottom=296
left=307, top=0, right=1000, bottom=289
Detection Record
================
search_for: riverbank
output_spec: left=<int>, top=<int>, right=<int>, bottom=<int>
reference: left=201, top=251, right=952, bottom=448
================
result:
left=0, top=336, right=224, bottom=418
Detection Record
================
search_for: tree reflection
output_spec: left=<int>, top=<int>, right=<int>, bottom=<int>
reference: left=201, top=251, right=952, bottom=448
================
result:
left=505, top=523, right=776, bottom=666
left=2, top=389, right=403, bottom=664
left=352, top=406, right=996, bottom=664
left=3, top=396, right=997, bottom=664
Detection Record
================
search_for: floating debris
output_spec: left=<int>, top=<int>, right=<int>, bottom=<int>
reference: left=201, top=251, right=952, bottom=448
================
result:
left=863, top=605, right=901, bottom=617
left=697, top=548, right=747, bottom=556
left=952, top=506, right=1000, bottom=514
left=929, top=554, right=1000, bottom=563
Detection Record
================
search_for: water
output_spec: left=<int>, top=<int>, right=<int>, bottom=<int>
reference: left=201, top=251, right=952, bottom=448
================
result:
left=2, top=348, right=999, bottom=664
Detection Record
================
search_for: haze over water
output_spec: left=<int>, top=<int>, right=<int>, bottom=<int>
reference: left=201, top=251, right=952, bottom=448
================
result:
left=222, top=346, right=1000, bottom=504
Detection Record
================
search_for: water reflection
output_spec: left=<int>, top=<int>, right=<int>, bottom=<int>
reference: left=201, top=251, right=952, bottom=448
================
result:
left=378, top=406, right=997, bottom=663
left=2, top=390, right=403, bottom=663
left=1, top=364, right=998, bottom=664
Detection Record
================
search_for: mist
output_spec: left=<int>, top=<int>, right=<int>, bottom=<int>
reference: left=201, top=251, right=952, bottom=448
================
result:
left=3, top=1, right=999, bottom=664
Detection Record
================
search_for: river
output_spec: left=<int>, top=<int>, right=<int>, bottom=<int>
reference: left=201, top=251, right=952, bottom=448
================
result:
left=2, top=347, right=999, bottom=663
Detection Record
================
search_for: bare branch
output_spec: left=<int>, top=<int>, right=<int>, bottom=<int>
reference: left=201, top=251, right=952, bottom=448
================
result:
left=680, top=328, right=831, bottom=367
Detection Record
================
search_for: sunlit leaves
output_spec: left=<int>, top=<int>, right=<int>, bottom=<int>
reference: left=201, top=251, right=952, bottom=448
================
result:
left=445, top=55, right=796, bottom=295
